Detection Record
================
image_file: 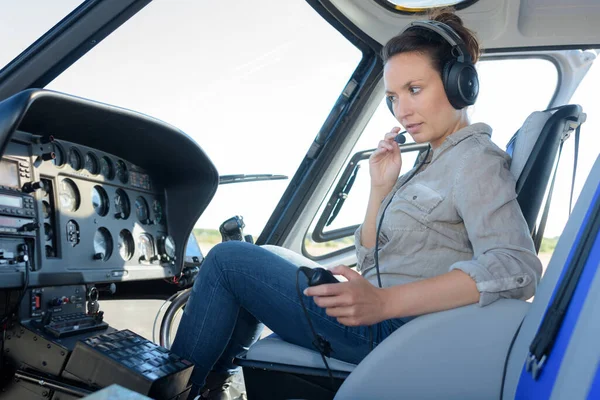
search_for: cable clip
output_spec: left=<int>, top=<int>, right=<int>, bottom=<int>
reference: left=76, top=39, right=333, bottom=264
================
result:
left=312, top=334, right=333, bottom=358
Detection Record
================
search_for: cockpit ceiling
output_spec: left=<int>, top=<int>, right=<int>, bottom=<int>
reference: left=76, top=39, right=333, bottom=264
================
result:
left=329, top=0, right=600, bottom=50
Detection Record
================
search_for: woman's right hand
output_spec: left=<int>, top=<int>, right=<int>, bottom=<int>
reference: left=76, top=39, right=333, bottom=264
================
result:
left=369, top=127, right=403, bottom=192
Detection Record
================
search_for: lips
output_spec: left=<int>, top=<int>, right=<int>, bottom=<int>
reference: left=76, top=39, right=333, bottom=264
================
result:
left=405, top=123, right=423, bottom=134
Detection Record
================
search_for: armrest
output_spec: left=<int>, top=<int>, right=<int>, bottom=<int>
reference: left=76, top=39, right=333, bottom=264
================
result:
left=335, top=299, right=529, bottom=400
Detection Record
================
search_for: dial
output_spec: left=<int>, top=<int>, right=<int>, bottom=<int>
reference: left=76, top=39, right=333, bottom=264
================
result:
left=114, top=189, right=130, bottom=219
left=138, top=234, right=155, bottom=262
left=152, top=200, right=163, bottom=225
left=68, top=148, right=82, bottom=170
left=42, top=201, right=51, bottom=218
left=100, top=157, right=115, bottom=180
left=135, top=197, right=149, bottom=224
left=85, top=152, right=99, bottom=175
left=93, top=228, right=113, bottom=261
left=44, top=223, right=53, bottom=241
left=116, top=160, right=129, bottom=184
left=159, top=235, right=176, bottom=259
left=91, top=186, right=109, bottom=216
left=52, top=143, right=65, bottom=167
left=119, top=230, right=134, bottom=261
left=59, top=179, right=80, bottom=212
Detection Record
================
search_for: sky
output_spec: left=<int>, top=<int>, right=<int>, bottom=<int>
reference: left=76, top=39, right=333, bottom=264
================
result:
left=1, top=0, right=598, bottom=243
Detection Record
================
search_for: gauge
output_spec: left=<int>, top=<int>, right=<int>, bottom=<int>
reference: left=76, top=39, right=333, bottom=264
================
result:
left=42, top=201, right=51, bottom=218
left=59, top=179, right=80, bottom=212
left=100, top=156, right=115, bottom=180
left=85, top=152, right=99, bottom=175
left=119, top=230, right=134, bottom=261
left=159, top=235, right=176, bottom=259
left=91, top=186, right=109, bottom=216
left=68, top=148, right=82, bottom=170
left=135, top=197, right=149, bottom=224
left=138, top=234, right=155, bottom=262
left=116, top=160, right=129, bottom=184
left=93, top=228, right=113, bottom=261
left=152, top=200, right=164, bottom=225
left=44, top=223, right=53, bottom=241
left=52, top=143, right=65, bottom=167
left=45, top=245, right=56, bottom=258
left=114, top=189, right=130, bottom=219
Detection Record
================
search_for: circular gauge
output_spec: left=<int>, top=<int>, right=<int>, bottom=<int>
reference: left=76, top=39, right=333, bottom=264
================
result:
left=59, top=179, right=80, bottom=212
left=93, top=228, right=113, bottom=261
left=52, top=143, right=65, bottom=167
left=44, top=223, right=53, bottom=241
left=100, top=157, right=115, bottom=180
left=68, top=148, right=82, bottom=170
left=159, top=235, right=176, bottom=259
left=85, top=153, right=99, bottom=175
left=135, top=197, right=149, bottom=224
left=91, top=186, right=109, bottom=216
left=116, top=160, right=129, bottom=184
left=152, top=200, right=163, bottom=225
left=114, top=189, right=130, bottom=219
left=138, top=234, right=155, bottom=262
left=118, top=230, right=134, bottom=261
left=42, top=201, right=51, bottom=218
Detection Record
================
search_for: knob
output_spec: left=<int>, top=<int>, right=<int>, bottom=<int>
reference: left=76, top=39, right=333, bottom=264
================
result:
left=93, top=253, right=104, bottom=260
left=22, top=181, right=44, bottom=193
left=49, top=297, right=63, bottom=307
left=41, top=152, right=56, bottom=161
left=37, top=135, right=55, bottom=145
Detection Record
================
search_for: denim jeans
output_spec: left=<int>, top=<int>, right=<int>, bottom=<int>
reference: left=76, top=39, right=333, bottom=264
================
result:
left=170, top=241, right=409, bottom=391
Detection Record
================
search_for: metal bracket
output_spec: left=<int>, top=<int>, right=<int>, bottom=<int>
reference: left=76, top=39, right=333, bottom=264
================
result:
left=525, top=352, right=547, bottom=380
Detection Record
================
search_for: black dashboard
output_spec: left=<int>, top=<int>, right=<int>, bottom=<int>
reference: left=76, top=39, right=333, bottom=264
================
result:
left=0, top=89, right=219, bottom=289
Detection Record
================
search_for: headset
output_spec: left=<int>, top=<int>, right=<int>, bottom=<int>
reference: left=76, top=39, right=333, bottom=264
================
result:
left=385, top=20, right=479, bottom=114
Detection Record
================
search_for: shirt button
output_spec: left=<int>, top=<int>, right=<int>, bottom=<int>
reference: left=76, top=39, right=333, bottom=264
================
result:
left=412, top=196, right=417, bottom=200
left=516, top=277, right=524, bottom=284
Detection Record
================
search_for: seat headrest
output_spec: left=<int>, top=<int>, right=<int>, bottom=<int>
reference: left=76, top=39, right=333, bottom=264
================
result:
left=507, top=111, right=553, bottom=182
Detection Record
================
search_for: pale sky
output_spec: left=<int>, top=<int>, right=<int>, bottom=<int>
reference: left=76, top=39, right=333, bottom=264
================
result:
left=1, top=0, right=598, bottom=242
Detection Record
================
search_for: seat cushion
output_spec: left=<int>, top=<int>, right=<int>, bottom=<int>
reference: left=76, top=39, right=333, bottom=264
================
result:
left=244, top=334, right=357, bottom=373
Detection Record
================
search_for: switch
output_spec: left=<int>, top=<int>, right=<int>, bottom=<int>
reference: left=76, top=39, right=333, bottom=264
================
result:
left=34, top=294, right=42, bottom=310
left=49, top=297, right=63, bottom=307
left=22, top=181, right=44, bottom=193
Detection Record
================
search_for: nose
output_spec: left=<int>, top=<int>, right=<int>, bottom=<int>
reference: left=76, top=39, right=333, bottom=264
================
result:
left=395, top=95, right=414, bottom=122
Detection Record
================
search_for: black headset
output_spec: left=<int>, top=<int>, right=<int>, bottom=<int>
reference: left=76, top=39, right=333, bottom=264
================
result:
left=385, top=20, right=479, bottom=115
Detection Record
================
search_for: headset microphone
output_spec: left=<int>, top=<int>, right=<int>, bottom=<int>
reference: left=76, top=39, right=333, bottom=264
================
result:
left=394, top=131, right=407, bottom=144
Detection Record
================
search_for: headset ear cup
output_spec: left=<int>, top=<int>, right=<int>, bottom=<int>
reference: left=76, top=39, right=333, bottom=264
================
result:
left=386, top=96, right=395, bottom=117
left=442, top=60, right=461, bottom=109
left=444, top=61, right=478, bottom=109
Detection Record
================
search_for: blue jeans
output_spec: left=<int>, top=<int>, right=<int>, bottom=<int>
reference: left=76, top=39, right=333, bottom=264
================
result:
left=170, top=241, right=409, bottom=391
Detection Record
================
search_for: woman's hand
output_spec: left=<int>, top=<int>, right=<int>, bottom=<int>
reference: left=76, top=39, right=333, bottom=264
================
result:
left=369, top=127, right=403, bottom=192
left=304, top=266, right=388, bottom=327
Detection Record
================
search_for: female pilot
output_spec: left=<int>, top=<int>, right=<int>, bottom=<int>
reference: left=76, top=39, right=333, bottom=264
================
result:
left=171, top=9, right=542, bottom=399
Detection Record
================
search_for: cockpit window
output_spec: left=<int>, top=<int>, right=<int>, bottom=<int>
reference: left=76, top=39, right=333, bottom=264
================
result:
left=0, top=0, right=86, bottom=73
left=375, top=0, right=479, bottom=13
left=46, top=0, right=362, bottom=253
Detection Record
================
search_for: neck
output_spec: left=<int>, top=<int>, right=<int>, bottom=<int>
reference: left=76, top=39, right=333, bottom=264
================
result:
left=430, top=112, right=470, bottom=149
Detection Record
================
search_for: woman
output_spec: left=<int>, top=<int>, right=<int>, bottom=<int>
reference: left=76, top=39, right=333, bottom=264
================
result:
left=171, top=9, right=542, bottom=399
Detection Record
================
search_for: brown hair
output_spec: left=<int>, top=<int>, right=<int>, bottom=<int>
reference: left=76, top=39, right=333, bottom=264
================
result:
left=381, top=7, right=481, bottom=74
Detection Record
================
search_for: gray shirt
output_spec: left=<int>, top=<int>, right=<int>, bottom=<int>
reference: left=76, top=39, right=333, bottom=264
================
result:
left=355, top=122, right=543, bottom=307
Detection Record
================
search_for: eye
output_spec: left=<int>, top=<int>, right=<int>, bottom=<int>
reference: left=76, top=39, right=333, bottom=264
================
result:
left=409, top=86, right=421, bottom=95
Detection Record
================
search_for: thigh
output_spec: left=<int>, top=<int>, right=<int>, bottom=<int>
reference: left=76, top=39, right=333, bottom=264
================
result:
left=208, top=241, right=379, bottom=365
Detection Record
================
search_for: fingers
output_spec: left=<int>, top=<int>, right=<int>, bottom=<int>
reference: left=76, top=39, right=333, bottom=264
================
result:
left=304, top=282, right=345, bottom=297
left=329, top=265, right=361, bottom=281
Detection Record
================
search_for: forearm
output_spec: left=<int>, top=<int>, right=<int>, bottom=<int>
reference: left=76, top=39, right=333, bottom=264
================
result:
left=380, top=270, right=480, bottom=319
left=360, top=188, right=391, bottom=248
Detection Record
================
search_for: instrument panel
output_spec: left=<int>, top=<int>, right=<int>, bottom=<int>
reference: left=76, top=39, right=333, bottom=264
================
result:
left=1, top=133, right=177, bottom=285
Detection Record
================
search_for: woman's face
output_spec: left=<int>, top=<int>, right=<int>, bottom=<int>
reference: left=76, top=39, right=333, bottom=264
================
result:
left=384, top=51, right=468, bottom=149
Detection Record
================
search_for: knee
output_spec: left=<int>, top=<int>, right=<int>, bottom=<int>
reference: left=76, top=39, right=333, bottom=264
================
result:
left=201, top=241, right=254, bottom=274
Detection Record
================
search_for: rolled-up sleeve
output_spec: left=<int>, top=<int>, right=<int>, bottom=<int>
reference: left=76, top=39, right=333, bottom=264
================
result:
left=449, top=143, right=543, bottom=306
left=354, top=225, right=375, bottom=272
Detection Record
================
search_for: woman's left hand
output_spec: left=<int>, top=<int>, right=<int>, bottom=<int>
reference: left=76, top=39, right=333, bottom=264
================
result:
left=304, top=265, right=389, bottom=327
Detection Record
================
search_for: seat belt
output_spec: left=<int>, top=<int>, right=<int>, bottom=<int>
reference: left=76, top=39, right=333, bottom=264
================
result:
left=533, top=115, right=584, bottom=250
left=526, top=115, right=587, bottom=381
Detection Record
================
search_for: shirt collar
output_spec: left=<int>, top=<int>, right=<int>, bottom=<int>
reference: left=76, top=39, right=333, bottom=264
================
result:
left=430, top=122, right=492, bottom=161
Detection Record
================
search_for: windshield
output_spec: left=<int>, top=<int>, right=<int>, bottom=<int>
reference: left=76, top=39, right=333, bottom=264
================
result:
left=0, top=0, right=86, bottom=72
left=45, top=0, right=362, bottom=251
